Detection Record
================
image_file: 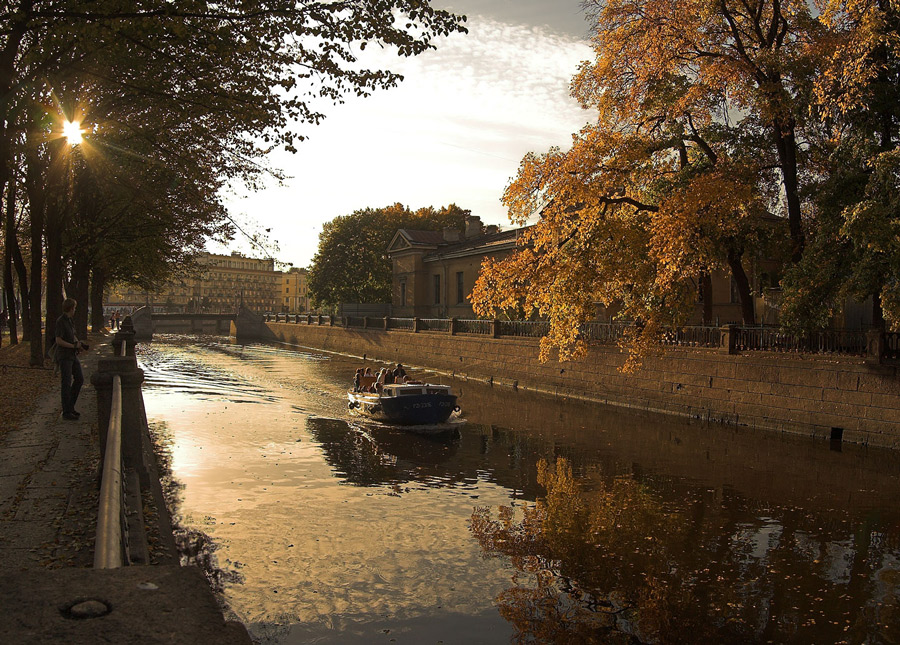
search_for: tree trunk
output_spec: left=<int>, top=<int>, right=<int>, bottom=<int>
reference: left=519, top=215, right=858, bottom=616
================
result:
left=3, top=173, right=18, bottom=343
left=90, top=266, right=107, bottom=332
left=11, top=224, right=29, bottom=340
left=726, top=248, right=756, bottom=325
left=700, top=272, right=713, bottom=325
left=69, top=257, right=90, bottom=339
left=873, top=293, right=884, bottom=330
left=25, top=128, right=46, bottom=366
left=772, top=115, right=805, bottom=264
left=44, top=139, right=66, bottom=355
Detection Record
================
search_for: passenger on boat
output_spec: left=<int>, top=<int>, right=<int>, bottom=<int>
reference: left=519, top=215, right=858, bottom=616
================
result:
left=361, top=367, right=376, bottom=392
left=374, top=368, right=388, bottom=394
left=353, top=368, right=363, bottom=392
left=384, top=369, right=395, bottom=385
left=393, top=363, right=406, bottom=383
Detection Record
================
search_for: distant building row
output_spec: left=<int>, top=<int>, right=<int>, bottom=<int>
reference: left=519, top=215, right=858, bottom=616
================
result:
left=106, top=251, right=309, bottom=314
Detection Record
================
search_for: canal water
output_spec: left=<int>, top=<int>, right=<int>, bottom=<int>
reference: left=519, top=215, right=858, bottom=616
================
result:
left=138, top=335, right=900, bottom=644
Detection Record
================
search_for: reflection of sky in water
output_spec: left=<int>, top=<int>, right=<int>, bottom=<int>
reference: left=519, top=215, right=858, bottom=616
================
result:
left=140, top=337, right=516, bottom=643
left=139, top=336, right=900, bottom=644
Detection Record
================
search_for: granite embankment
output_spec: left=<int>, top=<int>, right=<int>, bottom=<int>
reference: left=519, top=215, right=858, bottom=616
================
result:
left=263, top=321, right=900, bottom=449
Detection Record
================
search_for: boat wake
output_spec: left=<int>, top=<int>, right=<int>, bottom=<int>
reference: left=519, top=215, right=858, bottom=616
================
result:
left=348, top=414, right=466, bottom=436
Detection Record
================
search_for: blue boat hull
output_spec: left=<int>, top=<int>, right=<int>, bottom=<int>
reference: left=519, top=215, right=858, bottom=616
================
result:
left=349, top=392, right=458, bottom=425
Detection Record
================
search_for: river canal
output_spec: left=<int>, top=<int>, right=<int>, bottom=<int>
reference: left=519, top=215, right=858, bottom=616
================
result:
left=137, top=335, right=900, bottom=644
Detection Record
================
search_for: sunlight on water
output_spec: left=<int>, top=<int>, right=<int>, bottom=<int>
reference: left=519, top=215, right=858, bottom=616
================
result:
left=139, top=335, right=900, bottom=644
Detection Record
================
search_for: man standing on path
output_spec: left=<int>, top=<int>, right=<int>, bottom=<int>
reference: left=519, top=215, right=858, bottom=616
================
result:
left=55, top=298, right=87, bottom=420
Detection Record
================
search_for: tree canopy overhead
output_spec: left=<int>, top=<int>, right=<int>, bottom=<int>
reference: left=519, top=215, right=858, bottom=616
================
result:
left=472, top=0, right=900, bottom=367
left=0, top=0, right=468, bottom=359
left=308, top=203, right=470, bottom=309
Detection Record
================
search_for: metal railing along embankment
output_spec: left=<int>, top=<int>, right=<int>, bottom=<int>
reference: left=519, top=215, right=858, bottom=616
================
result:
left=268, top=313, right=893, bottom=362
left=94, top=341, right=127, bottom=569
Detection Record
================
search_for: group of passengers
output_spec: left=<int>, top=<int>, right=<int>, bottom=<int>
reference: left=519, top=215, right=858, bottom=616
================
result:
left=353, top=363, right=408, bottom=393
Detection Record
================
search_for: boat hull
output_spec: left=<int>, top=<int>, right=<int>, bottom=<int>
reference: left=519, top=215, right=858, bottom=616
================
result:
left=348, top=391, right=458, bottom=425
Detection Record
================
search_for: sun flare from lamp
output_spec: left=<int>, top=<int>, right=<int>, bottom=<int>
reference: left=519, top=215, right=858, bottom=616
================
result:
left=63, top=120, right=83, bottom=145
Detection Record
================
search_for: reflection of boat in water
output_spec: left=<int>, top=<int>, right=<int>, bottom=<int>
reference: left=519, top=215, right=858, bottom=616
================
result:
left=304, top=416, right=461, bottom=486
left=347, top=382, right=460, bottom=430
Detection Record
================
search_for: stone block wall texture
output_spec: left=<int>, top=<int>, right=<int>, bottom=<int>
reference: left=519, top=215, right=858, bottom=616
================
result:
left=263, top=322, right=900, bottom=449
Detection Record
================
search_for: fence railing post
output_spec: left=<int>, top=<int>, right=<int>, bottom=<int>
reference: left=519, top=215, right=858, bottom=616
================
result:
left=383, top=316, right=389, bottom=330
left=413, top=317, right=420, bottom=333
left=719, top=325, right=739, bottom=354
left=450, top=317, right=458, bottom=335
left=866, top=328, right=885, bottom=365
left=492, top=319, right=500, bottom=338
left=112, top=329, right=136, bottom=357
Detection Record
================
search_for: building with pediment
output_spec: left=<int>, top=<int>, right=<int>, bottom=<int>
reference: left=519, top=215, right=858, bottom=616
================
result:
left=387, top=216, right=522, bottom=318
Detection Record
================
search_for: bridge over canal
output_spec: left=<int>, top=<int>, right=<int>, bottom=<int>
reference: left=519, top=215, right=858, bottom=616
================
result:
left=129, top=307, right=236, bottom=339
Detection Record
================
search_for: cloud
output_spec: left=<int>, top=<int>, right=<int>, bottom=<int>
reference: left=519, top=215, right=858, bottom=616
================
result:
left=221, top=15, right=595, bottom=267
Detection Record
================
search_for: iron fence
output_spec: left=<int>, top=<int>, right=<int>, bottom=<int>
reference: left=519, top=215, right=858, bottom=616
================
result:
left=885, top=332, right=900, bottom=360
left=735, top=327, right=867, bottom=356
left=498, top=320, right=550, bottom=337
left=456, top=319, right=493, bottom=335
left=579, top=322, right=631, bottom=343
left=272, top=313, right=890, bottom=360
left=388, top=317, right=415, bottom=331
left=419, top=318, right=452, bottom=332
left=660, top=326, right=722, bottom=348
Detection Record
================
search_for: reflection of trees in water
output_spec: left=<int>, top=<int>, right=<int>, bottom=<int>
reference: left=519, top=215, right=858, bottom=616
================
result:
left=471, top=458, right=900, bottom=644
left=174, top=525, right=245, bottom=595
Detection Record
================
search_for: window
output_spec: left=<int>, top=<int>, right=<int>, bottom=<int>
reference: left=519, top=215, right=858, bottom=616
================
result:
left=730, top=277, right=740, bottom=304
left=456, top=271, right=464, bottom=304
left=433, top=274, right=441, bottom=305
left=400, top=281, right=406, bottom=307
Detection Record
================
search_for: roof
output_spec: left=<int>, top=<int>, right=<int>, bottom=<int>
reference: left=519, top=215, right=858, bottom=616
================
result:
left=423, top=228, right=522, bottom=262
left=386, top=229, right=447, bottom=254
left=387, top=226, right=526, bottom=259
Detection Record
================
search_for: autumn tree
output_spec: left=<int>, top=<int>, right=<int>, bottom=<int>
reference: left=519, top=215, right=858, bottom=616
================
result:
left=308, top=203, right=470, bottom=309
left=780, top=0, right=900, bottom=330
left=472, top=1, right=847, bottom=366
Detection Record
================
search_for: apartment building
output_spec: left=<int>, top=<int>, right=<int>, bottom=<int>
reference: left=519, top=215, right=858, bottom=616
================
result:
left=280, top=267, right=309, bottom=312
left=106, top=251, right=281, bottom=314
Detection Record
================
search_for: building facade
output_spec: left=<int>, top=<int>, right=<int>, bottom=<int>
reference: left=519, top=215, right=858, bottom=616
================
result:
left=280, top=267, right=309, bottom=312
left=106, top=251, right=281, bottom=314
left=387, top=216, right=520, bottom=318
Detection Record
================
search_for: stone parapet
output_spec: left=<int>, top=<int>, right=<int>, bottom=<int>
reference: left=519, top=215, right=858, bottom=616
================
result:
left=262, top=321, right=900, bottom=449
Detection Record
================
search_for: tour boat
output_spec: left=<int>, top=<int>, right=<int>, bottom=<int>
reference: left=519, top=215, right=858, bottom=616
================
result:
left=347, top=381, right=459, bottom=425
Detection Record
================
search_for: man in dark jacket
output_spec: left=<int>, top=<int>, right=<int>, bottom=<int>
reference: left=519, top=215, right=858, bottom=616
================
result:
left=55, top=298, right=87, bottom=420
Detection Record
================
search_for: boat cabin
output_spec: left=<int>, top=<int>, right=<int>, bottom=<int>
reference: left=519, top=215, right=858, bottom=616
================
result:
left=382, top=384, right=451, bottom=397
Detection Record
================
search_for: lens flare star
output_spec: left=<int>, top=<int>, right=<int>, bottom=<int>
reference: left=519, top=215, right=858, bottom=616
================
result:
left=62, top=120, right=83, bottom=145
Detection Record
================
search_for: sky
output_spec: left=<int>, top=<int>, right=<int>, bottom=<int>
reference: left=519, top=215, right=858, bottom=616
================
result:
left=214, top=1, right=596, bottom=268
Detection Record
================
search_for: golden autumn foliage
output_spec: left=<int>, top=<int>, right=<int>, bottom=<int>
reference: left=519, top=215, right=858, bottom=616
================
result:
left=473, top=0, right=900, bottom=366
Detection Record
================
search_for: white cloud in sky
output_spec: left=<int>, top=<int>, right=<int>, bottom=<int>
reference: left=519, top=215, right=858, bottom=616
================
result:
left=218, top=13, right=595, bottom=267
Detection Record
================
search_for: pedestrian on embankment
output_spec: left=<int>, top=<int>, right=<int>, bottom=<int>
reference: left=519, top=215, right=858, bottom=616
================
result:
left=55, top=298, right=88, bottom=420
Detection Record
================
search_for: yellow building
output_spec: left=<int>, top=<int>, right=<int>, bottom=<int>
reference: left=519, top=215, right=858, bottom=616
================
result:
left=106, top=251, right=281, bottom=314
left=280, top=267, right=309, bottom=313
left=196, top=252, right=279, bottom=313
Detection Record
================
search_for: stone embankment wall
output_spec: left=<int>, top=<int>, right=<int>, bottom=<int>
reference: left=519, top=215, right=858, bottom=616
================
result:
left=261, top=322, right=900, bottom=449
